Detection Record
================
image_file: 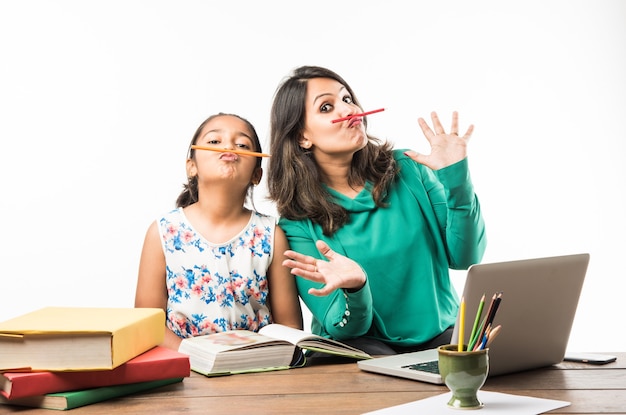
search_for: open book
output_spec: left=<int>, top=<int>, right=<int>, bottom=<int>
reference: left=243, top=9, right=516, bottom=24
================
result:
left=178, top=324, right=371, bottom=376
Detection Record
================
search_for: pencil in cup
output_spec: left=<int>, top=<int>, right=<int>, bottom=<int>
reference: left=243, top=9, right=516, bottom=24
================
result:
left=467, top=292, right=503, bottom=351
left=468, top=293, right=492, bottom=350
left=467, top=294, right=485, bottom=350
left=470, top=292, right=501, bottom=350
left=485, top=325, right=502, bottom=348
left=458, top=297, right=465, bottom=352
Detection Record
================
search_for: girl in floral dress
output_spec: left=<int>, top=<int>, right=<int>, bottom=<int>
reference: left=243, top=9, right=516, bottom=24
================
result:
left=135, top=113, right=303, bottom=350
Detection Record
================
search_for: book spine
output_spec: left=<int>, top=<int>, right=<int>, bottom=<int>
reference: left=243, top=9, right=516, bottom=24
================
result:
left=62, top=378, right=184, bottom=410
left=1, top=378, right=184, bottom=410
left=111, top=310, right=165, bottom=368
left=1, top=347, right=190, bottom=400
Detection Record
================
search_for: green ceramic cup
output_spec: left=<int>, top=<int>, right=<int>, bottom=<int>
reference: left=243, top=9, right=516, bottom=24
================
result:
left=438, top=344, right=489, bottom=410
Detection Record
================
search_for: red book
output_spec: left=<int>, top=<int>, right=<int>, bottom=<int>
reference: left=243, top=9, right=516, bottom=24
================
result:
left=1, top=346, right=190, bottom=400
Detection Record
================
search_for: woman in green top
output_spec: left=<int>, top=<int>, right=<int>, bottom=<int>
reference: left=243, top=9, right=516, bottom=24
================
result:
left=267, top=65, right=487, bottom=355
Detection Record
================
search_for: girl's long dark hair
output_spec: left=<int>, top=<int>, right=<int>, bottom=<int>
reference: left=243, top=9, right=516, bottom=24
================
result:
left=267, top=66, right=397, bottom=235
left=176, top=113, right=262, bottom=208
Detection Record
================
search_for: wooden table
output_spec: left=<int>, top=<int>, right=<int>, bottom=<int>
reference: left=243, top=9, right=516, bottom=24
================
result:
left=3, top=352, right=625, bottom=414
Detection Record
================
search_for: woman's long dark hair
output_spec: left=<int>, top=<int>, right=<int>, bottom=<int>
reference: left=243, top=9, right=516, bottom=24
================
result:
left=267, top=66, right=397, bottom=235
left=176, top=113, right=262, bottom=208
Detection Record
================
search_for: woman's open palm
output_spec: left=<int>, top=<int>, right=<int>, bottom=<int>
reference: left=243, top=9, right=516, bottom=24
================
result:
left=405, top=111, right=473, bottom=170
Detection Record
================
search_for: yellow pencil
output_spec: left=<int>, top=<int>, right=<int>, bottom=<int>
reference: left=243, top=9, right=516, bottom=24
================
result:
left=190, top=145, right=271, bottom=158
left=458, top=297, right=465, bottom=352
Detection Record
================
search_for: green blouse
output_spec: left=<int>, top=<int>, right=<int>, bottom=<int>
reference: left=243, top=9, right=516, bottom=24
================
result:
left=279, top=150, right=487, bottom=346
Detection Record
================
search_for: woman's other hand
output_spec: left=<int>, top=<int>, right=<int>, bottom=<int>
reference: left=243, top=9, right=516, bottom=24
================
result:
left=283, top=240, right=366, bottom=296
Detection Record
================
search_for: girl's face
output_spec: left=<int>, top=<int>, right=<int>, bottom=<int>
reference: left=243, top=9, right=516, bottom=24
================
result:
left=300, top=77, right=368, bottom=160
left=188, top=115, right=262, bottom=188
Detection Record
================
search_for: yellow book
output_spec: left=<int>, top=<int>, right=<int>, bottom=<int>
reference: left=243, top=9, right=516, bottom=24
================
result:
left=0, top=307, right=164, bottom=371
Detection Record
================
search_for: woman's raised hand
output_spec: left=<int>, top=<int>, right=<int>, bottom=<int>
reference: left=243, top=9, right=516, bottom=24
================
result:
left=404, top=111, right=473, bottom=170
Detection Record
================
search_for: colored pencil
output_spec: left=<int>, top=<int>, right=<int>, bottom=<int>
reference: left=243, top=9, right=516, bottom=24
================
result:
left=487, top=292, right=503, bottom=327
left=458, top=297, right=465, bottom=352
left=190, top=145, right=270, bottom=158
left=331, top=108, right=385, bottom=123
left=474, top=324, right=491, bottom=351
left=469, top=293, right=497, bottom=350
left=474, top=292, right=503, bottom=351
left=468, top=293, right=485, bottom=350
left=485, top=325, right=502, bottom=348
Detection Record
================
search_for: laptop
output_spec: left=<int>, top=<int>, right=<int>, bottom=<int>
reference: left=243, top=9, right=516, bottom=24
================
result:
left=357, top=253, right=590, bottom=384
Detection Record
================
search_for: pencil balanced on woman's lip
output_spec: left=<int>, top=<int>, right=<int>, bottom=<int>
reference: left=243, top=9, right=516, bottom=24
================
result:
left=331, top=108, right=385, bottom=124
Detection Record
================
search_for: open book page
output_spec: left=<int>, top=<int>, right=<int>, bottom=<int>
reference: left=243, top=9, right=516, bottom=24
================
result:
left=259, top=324, right=371, bottom=359
left=179, top=331, right=297, bottom=375
left=181, top=330, right=289, bottom=353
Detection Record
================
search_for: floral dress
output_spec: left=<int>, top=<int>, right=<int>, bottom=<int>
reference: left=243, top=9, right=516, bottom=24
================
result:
left=158, top=208, right=275, bottom=339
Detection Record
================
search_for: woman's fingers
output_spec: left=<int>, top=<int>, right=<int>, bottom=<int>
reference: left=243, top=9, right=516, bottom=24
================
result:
left=430, top=111, right=445, bottom=135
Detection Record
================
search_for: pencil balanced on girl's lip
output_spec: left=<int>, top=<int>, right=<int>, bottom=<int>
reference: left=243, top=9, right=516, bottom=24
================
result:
left=190, top=144, right=271, bottom=158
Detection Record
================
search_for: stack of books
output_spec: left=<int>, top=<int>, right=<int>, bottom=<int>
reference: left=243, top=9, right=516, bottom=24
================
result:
left=0, top=307, right=190, bottom=410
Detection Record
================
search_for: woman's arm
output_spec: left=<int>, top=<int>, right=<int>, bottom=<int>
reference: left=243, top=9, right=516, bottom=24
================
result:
left=433, top=158, right=487, bottom=268
left=403, top=111, right=486, bottom=268
left=279, top=220, right=373, bottom=339
left=400, top=156, right=486, bottom=269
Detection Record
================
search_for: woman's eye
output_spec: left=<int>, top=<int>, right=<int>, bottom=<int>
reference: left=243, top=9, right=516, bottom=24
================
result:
left=343, top=96, right=353, bottom=104
left=236, top=143, right=252, bottom=150
left=207, top=139, right=220, bottom=145
left=320, top=103, right=332, bottom=113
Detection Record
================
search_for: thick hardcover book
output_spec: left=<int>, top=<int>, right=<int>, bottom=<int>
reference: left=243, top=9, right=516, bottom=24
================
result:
left=0, top=307, right=165, bottom=371
left=1, top=346, right=190, bottom=400
left=178, top=323, right=371, bottom=376
left=0, top=377, right=184, bottom=410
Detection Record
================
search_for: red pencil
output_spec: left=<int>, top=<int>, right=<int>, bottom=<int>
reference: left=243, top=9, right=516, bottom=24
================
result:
left=331, top=108, right=385, bottom=123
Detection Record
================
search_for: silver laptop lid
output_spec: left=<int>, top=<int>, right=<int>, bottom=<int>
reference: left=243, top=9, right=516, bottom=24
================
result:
left=452, top=253, right=589, bottom=376
left=357, top=253, right=589, bottom=383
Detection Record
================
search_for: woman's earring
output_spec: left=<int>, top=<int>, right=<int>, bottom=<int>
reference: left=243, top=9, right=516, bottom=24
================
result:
left=300, top=140, right=312, bottom=152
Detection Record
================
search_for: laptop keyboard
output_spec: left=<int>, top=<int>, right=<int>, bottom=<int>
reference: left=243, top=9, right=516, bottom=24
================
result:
left=402, top=360, right=440, bottom=374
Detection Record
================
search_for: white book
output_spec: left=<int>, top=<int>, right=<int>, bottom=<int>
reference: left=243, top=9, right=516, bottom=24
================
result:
left=178, top=324, right=371, bottom=376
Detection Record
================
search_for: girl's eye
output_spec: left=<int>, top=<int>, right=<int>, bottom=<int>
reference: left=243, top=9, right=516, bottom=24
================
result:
left=320, top=103, right=332, bottom=113
left=207, top=139, right=220, bottom=145
left=236, top=143, right=252, bottom=150
left=343, top=96, right=353, bottom=104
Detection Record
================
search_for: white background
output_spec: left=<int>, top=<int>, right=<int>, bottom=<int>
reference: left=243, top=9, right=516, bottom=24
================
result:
left=1, top=1, right=624, bottom=352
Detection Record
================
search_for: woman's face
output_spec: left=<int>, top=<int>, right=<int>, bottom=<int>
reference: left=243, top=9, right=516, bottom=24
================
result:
left=300, top=77, right=368, bottom=159
left=188, top=115, right=262, bottom=187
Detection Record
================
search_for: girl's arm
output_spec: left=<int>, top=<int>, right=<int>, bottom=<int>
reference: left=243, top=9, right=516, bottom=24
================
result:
left=134, top=221, right=182, bottom=350
left=267, top=226, right=304, bottom=330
